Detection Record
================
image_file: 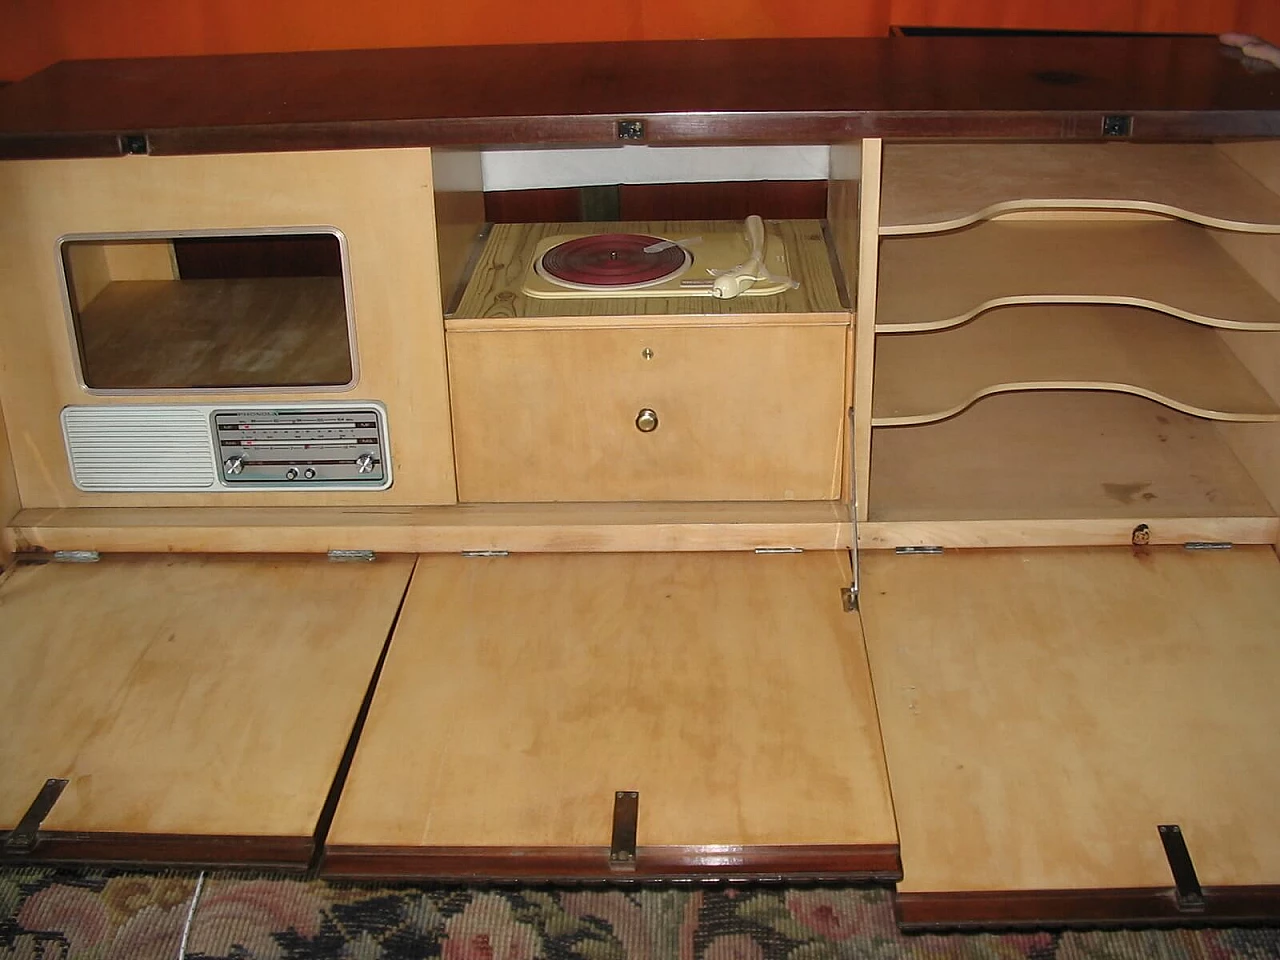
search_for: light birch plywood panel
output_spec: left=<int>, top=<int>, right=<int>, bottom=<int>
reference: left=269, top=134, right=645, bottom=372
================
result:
left=872, top=305, right=1280, bottom=425
left=0, top=150, right=457, bottom=508
left=0, top=554, right=414, bottom=843
left=451, top=220, right=844, bottom=322
left=329, top=551, right=896, bottom=853
left=5, top=501, right=853, bottom=556
left=877, top=221, right=1280, bottom=332
left=853, top=140, right=883, bottom=523
left=448, top=325, right=847, bottom=502
left=880, top=144, right=1280, bottom=236
left=860, top=546, right=1280, bottom=894
left=869, top=392, right=1276, bottom=523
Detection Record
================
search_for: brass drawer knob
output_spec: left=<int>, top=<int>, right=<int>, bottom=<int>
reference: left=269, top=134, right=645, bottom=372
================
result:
left=635, top=408, right=659, bottom=433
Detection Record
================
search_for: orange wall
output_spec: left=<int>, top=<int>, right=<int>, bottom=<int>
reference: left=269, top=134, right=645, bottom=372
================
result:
left=3, top=0, right=1278, bottom=82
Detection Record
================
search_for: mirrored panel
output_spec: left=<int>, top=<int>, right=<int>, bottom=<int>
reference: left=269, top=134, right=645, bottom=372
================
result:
left=61, top=231, right=355, bottom=391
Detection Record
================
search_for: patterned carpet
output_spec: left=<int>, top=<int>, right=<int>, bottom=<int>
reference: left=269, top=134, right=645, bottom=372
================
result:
left=1, top=867, right=1278, bottom=960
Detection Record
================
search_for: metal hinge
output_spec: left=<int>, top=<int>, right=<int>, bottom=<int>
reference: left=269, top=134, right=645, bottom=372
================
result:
left=328, top=549, right=376, bottom=562
left=754, top=546, right=803, bottom=554
left=462, top=549, right=509, bottom=558
left=895, top=545, right=944, bottom=556
left=1184, top=541, right=1233, bottom=551
left=1159, top=824, right=1206, bottom=912
left=3, top=779, right=68, bottom=854
left=53, top=550, right=100, bottom=563
left=609, top=790, right=639, bottom=868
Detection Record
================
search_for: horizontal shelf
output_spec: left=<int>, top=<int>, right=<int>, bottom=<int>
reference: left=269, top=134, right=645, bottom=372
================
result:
left=3, top=501, right=853, bottom=555
left=876, top=221, right=1280, bottom=332
left=872, top=305, right=1280, bottom=425
left=880, top=144, right=1280, bottom=236
left=869, top=391, right=1277, bottom=523
left=450, top=219, right=845, bottom=326
left=77, top=278, right=351, bottom=390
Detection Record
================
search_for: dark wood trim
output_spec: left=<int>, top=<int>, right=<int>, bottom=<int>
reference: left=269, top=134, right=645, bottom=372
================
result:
left=0, top=830, right=313, bottom=870
left=322, top=843, right=902, bottom=882
left=2, top=37, right=1279, bottom=158
left=486, top=187, right=582, bottom=223
left=173, top=235, right=343, bottom=279
left=896, top=885, right=1280, bottom=930
left=486, top=181, right=829, bottom=224
left=0, top=133, right=126, bottom=160
left=9, top=110, right=1279, bottom=162
left=619, top=181, right=828, bottom=221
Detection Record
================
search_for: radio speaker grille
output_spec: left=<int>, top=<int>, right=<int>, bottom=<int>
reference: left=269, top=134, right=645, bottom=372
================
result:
left=62, top=406, right=216, bottom=491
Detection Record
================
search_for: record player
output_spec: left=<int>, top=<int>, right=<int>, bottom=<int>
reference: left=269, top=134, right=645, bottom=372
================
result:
left=521, top=215, right=797, bottom=300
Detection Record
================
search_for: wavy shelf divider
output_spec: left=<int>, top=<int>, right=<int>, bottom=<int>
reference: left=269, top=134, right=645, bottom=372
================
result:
left=872, top=305, right=1280, bottom=426
left=877, top=221, right=1280, bottom=333
left=880, top=144, right=1280, bottom=236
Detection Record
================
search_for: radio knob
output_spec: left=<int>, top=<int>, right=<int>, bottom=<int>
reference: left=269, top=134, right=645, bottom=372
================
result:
left=355, top=453, right=375, bottom=474
left=223, top=455, right=245, bottom=476
left=303, top=467, right=317, bottom=480
left=285, top=467, right=299, bottom=480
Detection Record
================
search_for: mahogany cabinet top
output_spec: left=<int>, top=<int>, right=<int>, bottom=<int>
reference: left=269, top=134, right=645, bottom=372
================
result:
left=0, top=35, right=1278, bottom=159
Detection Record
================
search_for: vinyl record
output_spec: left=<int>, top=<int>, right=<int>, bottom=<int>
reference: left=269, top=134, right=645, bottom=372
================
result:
left=536, top=233, right=691, bottom=290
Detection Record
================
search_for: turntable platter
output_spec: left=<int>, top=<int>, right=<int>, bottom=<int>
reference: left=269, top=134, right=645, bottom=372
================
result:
left=535, top=233, right=692, bottom=291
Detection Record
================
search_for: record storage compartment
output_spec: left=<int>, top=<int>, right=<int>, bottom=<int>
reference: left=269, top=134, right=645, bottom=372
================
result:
left=857, top=141, right=1280, bottom=549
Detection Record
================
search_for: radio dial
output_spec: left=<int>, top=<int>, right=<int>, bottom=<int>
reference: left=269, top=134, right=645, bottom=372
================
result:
left=223, top=455, right=245, bottom=476
left=285, top=467, right=299, bottom=480
left=355, top=453, right=375, bottom=474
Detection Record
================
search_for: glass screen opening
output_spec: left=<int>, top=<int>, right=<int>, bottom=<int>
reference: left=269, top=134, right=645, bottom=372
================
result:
left=61, top=231, right=354, bottom=391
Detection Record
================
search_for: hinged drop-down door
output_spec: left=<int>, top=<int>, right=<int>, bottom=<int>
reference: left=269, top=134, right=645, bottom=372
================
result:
left=324, top=551, right=898, bottom=880
left=859, top=546, right=1280, bottom=929
left=0, top=553, right=415, bottom=868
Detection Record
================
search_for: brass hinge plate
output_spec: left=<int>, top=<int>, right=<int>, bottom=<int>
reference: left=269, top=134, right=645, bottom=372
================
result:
left=53, top=550, right=100, bottom=563
left=328, top=549, right=376, bottom=562
left=609, top=790, right=639, bottom=869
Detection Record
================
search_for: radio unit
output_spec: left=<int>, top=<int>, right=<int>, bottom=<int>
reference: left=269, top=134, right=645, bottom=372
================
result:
left=62, top=402, right=392, bottom=492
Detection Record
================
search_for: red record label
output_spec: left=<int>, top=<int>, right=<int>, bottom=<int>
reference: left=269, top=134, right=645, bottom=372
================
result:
left=537, top=234, right=689, bottom=287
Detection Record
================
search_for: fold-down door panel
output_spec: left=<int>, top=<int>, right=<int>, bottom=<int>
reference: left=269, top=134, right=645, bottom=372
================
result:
left=325, top=551, right=898, bottom=879
left=0, top=554, right=415, bottom=867
left=860, top=546, right=1280, bottom=928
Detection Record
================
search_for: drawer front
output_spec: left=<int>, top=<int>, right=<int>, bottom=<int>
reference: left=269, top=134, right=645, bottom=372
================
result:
left=447, top=325, right=848, bottom=502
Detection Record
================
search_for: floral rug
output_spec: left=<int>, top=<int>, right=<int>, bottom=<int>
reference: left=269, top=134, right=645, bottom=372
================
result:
left=1, top=867, right=1278, bottom=960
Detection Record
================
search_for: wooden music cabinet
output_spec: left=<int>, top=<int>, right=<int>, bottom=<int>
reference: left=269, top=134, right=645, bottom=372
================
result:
left=1, top=35, right=1278, bottom=930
